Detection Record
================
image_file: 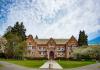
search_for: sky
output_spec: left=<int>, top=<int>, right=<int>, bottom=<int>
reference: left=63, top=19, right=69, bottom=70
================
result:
left=0, top=0, right=100, bottom=40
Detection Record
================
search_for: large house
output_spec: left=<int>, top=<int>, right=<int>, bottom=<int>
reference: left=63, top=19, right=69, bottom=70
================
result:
left=25, top=35, right=78, bottom=59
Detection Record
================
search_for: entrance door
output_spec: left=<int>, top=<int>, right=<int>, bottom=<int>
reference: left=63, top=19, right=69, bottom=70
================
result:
left=49, top=51, right=54, bottom=59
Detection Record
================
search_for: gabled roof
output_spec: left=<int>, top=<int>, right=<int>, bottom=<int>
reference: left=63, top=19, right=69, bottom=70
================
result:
left=35, top=39, right=49, bottom=44
left=54, top=39, right=68, bottom=44
left=34, top=39, right=69, bottom=44
left=27, top=35, right=77, bottom=45
left=67, top=35, right=77, bottom=43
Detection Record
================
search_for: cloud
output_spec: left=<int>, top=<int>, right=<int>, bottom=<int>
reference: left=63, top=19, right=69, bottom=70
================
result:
left=0, top=0, right=100, bottom=40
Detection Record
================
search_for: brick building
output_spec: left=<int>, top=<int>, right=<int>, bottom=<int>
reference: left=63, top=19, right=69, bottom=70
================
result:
left=25, top=35, right=78, bottom=59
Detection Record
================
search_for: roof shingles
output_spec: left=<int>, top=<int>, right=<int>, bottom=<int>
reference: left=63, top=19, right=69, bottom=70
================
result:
left=35, top=39, right=69, bottom=44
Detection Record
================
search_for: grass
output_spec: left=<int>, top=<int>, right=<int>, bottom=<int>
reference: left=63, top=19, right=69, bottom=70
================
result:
left=0, top=64, right=2, bottom=67
left=0, top=59, right=97, bottom=69
left=0, top=59, right=46, bottom=68
left=57, top=60, right=95, bottom=68
left=0, top=64, right=3, bottom=68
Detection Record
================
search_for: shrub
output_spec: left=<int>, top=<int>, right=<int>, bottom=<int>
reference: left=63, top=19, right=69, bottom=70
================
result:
left=72, top=46, right=100, bottom=60
left=25, top=57, right=48, bottom=60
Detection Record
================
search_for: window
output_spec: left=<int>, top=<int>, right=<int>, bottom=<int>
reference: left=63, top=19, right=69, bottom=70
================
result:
left=60, top=48, right=64, bottom=51
left=39, top=47, right=45, bottom=51
left=28, top=42, right=32, bottom=45
left=28, top=50, right=31, bottom=54
left=61, top=53, right=63, bottom=56
left=32, top=52, right=34, bottom=54
left=40, top=52, right=44, bottom=56
left=32, top=47, right=35, bottom=50
left=57, top=47, right=60, bottom=50
left=28, top=45, right=32, bottom=50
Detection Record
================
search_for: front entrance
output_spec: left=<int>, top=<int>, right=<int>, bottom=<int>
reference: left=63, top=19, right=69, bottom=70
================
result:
left=49, top=51, right=54, bottom=59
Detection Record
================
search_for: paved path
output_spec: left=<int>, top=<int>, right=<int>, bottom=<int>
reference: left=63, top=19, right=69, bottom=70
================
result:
left=40, top=60, right=63, bottom=69
left=0, top=61, right=37, bottom=70
left=65, top=63, right=100, bottom=70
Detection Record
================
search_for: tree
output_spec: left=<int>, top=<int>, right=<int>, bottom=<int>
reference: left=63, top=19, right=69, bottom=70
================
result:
left=0, top=36, right=7, bottom=53
left=11, top=22, right=26, bottom=41
left=3, top=21, right=27, bottom=59
left=19, top=22, right=26, bottom=40
left=4, top=33, right=20, bottom=58
left=35, top=35, right=38, bottom=39
left=78, top=30, right=88, bottom=46
left=13, top=41, right=27, bottom=60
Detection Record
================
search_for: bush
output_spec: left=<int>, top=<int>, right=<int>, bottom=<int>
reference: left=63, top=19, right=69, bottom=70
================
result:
left=0, top=53, right=6, bottom=58
left=25, top=57, right=48, bottom=60
left=72, top=46, right=100, bottom=60
left=55, top=57, right=67, bottom=60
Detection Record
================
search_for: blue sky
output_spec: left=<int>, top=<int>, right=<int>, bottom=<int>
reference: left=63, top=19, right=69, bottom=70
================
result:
left=0, top=0, right=100, bottom=40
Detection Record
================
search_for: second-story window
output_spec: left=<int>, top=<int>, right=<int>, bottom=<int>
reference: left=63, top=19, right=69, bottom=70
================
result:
left=28, top=45, right=32, bottom=50
left=61, top=47, right=65, bottom=51
left=28, top=42, right=31, bottom=45
left=38, top=47, right=45, bottom=51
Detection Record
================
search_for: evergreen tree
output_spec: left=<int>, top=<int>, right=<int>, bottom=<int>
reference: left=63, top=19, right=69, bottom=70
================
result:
left=19, top=22, right=26, bottom=41
left=3, top=21, right=27, bottom=59
left=11, top=22, right=26, bottom=41
left=78, top=30, right=88, bottom=46
left=78, top=31, right=82, bottom=46
left=35, top=35, right=38, bottom=39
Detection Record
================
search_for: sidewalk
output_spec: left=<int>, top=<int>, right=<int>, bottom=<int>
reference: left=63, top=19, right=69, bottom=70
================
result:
left=40, top=60, right=63, bottom=69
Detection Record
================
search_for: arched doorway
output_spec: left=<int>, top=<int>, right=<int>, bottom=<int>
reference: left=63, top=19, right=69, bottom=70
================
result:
left=49, top=51, right=54, bottom=59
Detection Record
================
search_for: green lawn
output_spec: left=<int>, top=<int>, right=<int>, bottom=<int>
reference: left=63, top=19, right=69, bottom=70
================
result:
left=0, top=64, right=3, bottom=67
left=57, top=60, right=95, bottom=68
left=0, top=59, right=46, bottom=68
left=0, top=65, right=2, bottom=67
left=0, top=59, right=96, bottom=69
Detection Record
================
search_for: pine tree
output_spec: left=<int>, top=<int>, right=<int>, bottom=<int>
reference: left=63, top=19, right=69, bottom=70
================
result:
left=78, top=31, right=82, bottom=46
left=11, top=22, right=26, bottom=41
left=35, top=35, right=38, bottom=39
left=19, top=22, right=26, bottom=41
left=78, top=30, right=88, bottom=46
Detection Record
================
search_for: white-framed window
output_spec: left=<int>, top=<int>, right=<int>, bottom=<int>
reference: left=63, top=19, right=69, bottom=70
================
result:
left=61, top=47, right=65, bottom=51
left=32, top=47, right=35, bottom=50
left=57, top=52, right=65, bottom=57
left=40, top=52, right=45, bottom=56
left=57, top=47, right=65, bottom=51
left=38, top=47, right=46, bottom=51
left=27, top=45, right=32, bottom=50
